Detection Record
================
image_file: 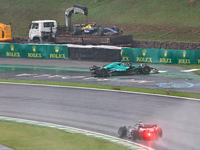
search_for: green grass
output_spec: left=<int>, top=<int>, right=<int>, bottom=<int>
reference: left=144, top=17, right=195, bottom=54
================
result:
left=1, top=0, right=200, bottom=42
left=0, top=121, right=128, bottom=150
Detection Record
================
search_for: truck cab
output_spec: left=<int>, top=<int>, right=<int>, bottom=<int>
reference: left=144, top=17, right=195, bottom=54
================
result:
left=29, top=20, right=57, bottom=43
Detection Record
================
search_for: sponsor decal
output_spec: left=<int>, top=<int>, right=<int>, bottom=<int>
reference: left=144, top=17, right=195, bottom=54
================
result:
left=137, top=57, right=152, bottom=63
left=142, top=49, right=147, bottom=56
left=121, top=57, right=129, bottom=61
left=178, top=51, right=191, bottom=64
left=160, top=50, right=172, bottom=63
left=50, top=46, right=65, bottom=59
left=136, top=49, right=153, bottom=63
left=6, top=45, right=20, bottom=57
left=28, top=46, right=42, bottom=58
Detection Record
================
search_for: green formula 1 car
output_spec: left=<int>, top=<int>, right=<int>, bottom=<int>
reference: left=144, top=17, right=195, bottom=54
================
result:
left=89, top=62, right=158, bottom=77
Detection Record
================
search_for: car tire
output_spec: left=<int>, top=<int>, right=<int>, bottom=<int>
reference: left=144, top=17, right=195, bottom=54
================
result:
left=118, top=126, right=127, bottom=138
left=73, top=27, right=82, bottom=35
left=142, top=65, right=151, bottom=74
left=98, top=27, right=105, bottom=36
left=112, top=26, right=119, bottom=32
left=158, top=128, right=163, bottom=138
left=132, top=130, right=139, bottom=141
left=98, top=68, right=108, bottom=77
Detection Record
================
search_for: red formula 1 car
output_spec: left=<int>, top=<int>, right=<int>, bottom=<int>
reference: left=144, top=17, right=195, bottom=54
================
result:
left=118, top=124, right=162, bottom=141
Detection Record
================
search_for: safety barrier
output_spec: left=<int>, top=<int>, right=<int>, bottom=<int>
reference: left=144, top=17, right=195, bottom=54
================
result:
left=68, top=45, right=121, bottom=62
left=1, top=43, right=200, bottom=64
left=121, top=48, right=200, bottom=64
left=0, top=43, right=68, bottom=59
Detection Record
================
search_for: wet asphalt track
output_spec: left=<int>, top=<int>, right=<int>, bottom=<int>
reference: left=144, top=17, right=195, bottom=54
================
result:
left=0, top=58, right=200, bottom=150
left=0, top=83, right=200, bottom=150
left=0, top=58, right=199, bottom=94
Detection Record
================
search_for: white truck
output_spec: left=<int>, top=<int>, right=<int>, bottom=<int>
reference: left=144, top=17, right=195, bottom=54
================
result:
left=28, top=20, right=57, bottom=43
left=28, top=5, right=87, bottom=43
left=28, top=5, right=132, bottom=45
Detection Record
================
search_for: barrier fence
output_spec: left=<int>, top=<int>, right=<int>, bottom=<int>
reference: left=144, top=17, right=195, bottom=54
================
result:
left=121, top=48, right=200, bottom=64
left=0, top=43, right=68, bottom=59
left=0, top=43, right=200, bottom=64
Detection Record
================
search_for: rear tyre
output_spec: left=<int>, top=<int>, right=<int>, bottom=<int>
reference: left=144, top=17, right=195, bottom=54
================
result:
left=132, top=130, right=139, bottom=141
left=73, top=27, right=82, bottom=35
left=112, top=26, right=119, bottom=32
left=98, top=68, right=108, bottom=77
left=142, top=65, right=151, bottom=74
left=98, top=27, right=105, bottom=36
left=158, top=128, right=163, bottom=138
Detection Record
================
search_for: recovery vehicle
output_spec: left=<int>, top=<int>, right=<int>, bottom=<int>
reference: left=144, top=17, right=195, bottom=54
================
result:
left=0, top=23, right=12, bottom=42
left=28, top=5, right=133, bottom=45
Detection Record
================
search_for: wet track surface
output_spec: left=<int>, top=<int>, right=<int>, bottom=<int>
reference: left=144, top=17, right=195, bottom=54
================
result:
left=0, top=58, right=199, bottom=94
left=0, top=58, right=200, bottom=150
left=0, top=83, right=200, bottom=150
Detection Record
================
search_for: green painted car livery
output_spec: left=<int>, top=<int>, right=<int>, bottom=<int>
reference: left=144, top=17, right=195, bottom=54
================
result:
left=89, top=62, right=158, bottom=77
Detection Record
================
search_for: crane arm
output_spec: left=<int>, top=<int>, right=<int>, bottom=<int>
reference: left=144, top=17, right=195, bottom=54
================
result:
left=65, top=5, right=88, bottom=30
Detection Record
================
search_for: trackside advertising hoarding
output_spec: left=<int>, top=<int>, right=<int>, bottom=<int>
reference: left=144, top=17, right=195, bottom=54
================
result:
left=121, top=48, right=200, bottom=64
left=0, top=43, right=68, bottom=59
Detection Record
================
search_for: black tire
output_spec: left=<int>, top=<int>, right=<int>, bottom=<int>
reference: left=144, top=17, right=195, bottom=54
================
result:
left=118, top=126, right=127, bottom=138
left=142, top=65, right=151, bottom=74
left=132, top=130, right=139, bottom=141
left=98, top=27, right=105, bottom=36
left=73, top=27, right=82, bottom=35
left=89, top=65, right=98, bottom=77
left=33, top=37, right=40, bottom=43
left=158, top=128, right=163, bottom=138
left=98, top=68, right=108, bottom=77
left=112, top=26, right=119, bottom=32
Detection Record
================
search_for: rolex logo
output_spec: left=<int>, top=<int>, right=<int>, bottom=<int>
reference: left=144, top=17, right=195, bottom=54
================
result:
left=121, top=50, right=123, bottom=56
left=183, top=51, right=186, bottom=58
left=54, top=46, right=59, bottom=53
left=142, top=49, right=147, bottom=56
left=10, top=45, right=14, bottom=51
left=32, top=46, right=36, bottom=52
left=164, top=50, right=168, bottom=57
